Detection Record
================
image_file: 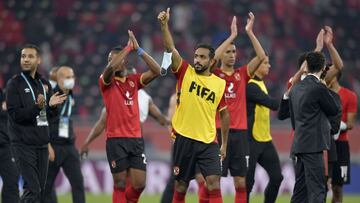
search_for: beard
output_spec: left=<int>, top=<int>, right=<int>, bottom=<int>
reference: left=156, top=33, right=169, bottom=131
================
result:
left=194, top=63, right=208, bottom=74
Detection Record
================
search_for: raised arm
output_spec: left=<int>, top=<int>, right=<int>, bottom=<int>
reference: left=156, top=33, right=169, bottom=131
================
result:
left=80, top=107, right=106, bottom=158
left=246, top=12, right=266, bottom=77
left=323, top=26, right=343, bottom=84
left=214, top=16, right=238, bottom=62
left=158, top=8, right=182, bottom=71
left=128, top=30, right=160, bottom=85
left=102, top=34, right=133, bottom=85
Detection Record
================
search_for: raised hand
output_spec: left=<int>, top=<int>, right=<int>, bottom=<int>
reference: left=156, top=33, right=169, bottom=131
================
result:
left=324, top=25, right=333, bottom=46
left=128, top=30, right=140, bottom=50
left=158, top=7, right=170, bottom=26
left=245, top=12, right=255, bottom=33
left=49, top=92, right=67, bottom=107
left=37, top=94, right=46, bottom=109
left=230, top=16, right=238, bottom=39
left=315, top=29, right=325, bottom=51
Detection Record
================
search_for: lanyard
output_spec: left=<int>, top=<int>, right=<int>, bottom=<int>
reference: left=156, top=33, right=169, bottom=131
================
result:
left=60, top=95, right=72, bottom=117
left=21, top=72, right=47, bottom=104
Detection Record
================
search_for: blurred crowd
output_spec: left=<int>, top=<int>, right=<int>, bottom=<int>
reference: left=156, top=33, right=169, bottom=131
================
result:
left=1, top=0, right=359, bottom=117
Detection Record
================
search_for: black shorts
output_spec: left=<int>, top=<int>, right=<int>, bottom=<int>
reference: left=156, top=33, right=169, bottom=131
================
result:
left=172, top=134, right=221, bottom=182
left=217, top=129, right=249, bottom=177
left=106, top=137, right=146, bottom=174
left=332, top=141, right=350, bottom=185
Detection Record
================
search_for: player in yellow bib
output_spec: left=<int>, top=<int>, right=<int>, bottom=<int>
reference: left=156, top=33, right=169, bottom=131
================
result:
left=158, top=8, right=236, bottom=203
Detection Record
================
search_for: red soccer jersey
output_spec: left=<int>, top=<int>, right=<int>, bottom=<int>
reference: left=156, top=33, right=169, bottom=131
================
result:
left=99, top=74, right=144, bottom=139
left=214, top=66, right=251, bottom=130
left=338, top=87, right=358, bottom=141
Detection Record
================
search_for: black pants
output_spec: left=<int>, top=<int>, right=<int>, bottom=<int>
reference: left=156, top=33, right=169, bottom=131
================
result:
left=0, top=144, right=20, bottom=203
left=12, top=144, right=48, bottom=203
left=43, top=144, right=85, bottom=203
left=291, top=152, right=326, bottom=203
left=246, top=140, right=283, bottom=203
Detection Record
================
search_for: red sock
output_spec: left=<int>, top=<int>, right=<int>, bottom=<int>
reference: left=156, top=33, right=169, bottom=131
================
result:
left=235, top=187, right=247, bottom=203
left=173, top=190, right=186, bottom=203
left=208, top=189, right=222, bottom=203
left=113, top=186, right=126, bottom=203
left=198, top=181, right=209, bottom=203
left=125, top=186, right=144, bottom=203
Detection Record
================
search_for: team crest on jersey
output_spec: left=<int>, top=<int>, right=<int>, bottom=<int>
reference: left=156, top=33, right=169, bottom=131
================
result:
left=111, top=161, right=116, bottom=168
left=129, top=81, right=135, bottom=87
left=24, top=88, right=30, bottom=93
left=219, top=73, right=225, bottom=78
left=173, top=166, right=180, bottom=176
left=234, top=73, right=241, bottom=81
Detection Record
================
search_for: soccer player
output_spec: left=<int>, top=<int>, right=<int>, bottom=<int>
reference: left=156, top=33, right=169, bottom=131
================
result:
left=6, top=44, right=67, bottom=202
left=0, top=87, right=20, bottom=203
left=158, top=8, right=235, bottom=203
left=99, top=30, right=160, bottom=203
left=80, top=74, right=170, bottom=157
left=246, top=55, right=283, bottom=202
left=213, top=12, right=266, bottom=203
left=328, top=71, right=358, bottom=203
left=43, top=66, right=85, bottom=203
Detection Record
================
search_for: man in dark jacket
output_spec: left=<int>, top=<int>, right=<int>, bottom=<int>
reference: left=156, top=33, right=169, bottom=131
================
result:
left=289, top=51, right=340, bottom=203
left=6, top=44, right=67, bottom=203
left=43, top=66, right=85, bottom=203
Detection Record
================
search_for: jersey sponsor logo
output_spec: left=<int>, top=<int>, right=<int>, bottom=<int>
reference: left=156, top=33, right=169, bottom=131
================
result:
left=173, top=166, right=180, bottom=176
left=225, top=82, right=236, bottom=98
left=188, top=81, right=215, bottom=103
left=125, top=91, right=134, bottom=106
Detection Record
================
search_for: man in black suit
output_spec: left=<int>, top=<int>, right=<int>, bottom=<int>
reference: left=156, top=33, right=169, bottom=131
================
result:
left=288, top=51, right=340, bottom=203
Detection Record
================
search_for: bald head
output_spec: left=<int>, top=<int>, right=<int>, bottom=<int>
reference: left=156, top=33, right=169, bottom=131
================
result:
left=57, top=66, right=75, bottom=92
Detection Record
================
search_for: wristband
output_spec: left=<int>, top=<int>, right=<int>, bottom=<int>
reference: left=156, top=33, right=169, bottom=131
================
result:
left=137, top=47, right=145, bottom=56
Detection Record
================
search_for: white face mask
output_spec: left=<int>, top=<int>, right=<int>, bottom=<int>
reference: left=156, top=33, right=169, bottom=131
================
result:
left=49, top=80, right=57, bottom=89
left=300, top=73, right=307, bottom=81
left=63, top=78, right=75, bottom=90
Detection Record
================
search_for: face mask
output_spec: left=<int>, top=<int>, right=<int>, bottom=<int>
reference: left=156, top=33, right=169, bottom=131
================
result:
left=49, top=80, right=57, bottom=89
left=300, top=74, right=307, bottom=81
left=63, top=78, right=75, bottom=90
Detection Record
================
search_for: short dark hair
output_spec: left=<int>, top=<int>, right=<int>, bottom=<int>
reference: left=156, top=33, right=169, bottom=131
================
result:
left=305, top=51, right=325, bottom=73
left=297, top=52, right=308, bottom=69
left=22, top=44, right=41, bottom=56
left=111, top=45, right=124, bottom=53
left=195, top=43, right=215, bottom=59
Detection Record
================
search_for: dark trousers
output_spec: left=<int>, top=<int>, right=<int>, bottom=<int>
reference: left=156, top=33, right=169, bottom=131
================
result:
left=12, top=144, right=48, bottom=203
left=43, top=144, right=85, bottom=203
left=0, top=144, right=20, bottom=203
left=246, top=140, right=283, bottom=203
left=291, top=152, right=326, bottom=203
left=160, top=174, right=175, bottom=203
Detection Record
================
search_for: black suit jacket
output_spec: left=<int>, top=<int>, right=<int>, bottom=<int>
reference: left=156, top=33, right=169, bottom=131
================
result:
left=289, top=75, right=340, bottom=154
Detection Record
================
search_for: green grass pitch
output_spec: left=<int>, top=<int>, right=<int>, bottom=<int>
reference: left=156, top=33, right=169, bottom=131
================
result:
left=57, top=193, right=360, bottom=203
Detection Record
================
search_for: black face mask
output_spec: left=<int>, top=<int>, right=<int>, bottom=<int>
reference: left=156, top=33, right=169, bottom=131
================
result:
left=320, top=65, right=330, bottom=80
